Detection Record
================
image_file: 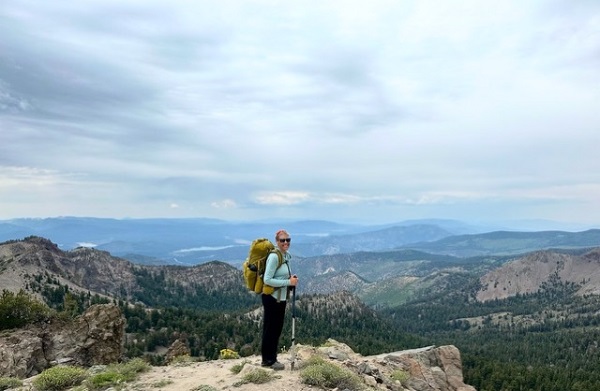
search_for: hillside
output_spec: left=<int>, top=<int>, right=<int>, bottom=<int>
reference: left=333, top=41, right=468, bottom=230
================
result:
left=0, top=236, right=255, bottom=310
left=476, top=248, right=600, bottom=301
left=296, top=249, right=506, bottom=307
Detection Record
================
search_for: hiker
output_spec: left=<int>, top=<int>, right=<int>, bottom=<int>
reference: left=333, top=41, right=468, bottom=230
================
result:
left=261, top=229, right=298, bottom=370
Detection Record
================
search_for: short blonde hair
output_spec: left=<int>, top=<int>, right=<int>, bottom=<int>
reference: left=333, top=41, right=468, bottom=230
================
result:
left=275, top=229, right=289, bottom=240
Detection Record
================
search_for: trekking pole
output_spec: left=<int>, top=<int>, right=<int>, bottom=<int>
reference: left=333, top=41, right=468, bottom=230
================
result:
left=290, top=286, right=297, bottom=370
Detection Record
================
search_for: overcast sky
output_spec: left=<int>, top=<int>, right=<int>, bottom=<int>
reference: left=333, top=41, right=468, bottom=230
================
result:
left=1, top=1, right=599, bottom=227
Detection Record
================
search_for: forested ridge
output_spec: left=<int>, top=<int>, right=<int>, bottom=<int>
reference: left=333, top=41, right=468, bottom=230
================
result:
left=29, top=266, right=422, bottom=362
left=384, top=274, right=600, bottom=391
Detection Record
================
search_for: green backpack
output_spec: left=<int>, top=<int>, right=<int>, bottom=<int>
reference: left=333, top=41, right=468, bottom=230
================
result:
left=242, top=238, right=284, bottom=295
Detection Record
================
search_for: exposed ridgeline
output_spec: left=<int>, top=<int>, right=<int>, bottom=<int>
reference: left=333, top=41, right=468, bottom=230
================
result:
left=0, top=236, right=137, bottom=297
left=477, top=248, right=600, bottom=301
left=0, top=236, right=256, bottom=310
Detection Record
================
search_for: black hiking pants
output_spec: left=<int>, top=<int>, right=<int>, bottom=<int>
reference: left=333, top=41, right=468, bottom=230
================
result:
left=261, top=293, right=287, bottom=364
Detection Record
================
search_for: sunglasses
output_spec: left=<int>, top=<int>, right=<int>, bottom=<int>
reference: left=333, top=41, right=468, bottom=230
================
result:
left=278, top=238, right=291, bottom=243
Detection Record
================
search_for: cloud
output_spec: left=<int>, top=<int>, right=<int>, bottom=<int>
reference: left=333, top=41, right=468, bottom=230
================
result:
left=0, top=0, right=599, bottom=227
left=211, top=199, right=237, bottom=209
left=254, top=192, right=311, bottom=206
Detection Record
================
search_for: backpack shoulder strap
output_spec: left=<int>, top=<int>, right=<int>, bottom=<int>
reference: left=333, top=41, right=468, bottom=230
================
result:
left=271, top=248, right=284, bottom=268
left=273, top=249, right=292, bottom=279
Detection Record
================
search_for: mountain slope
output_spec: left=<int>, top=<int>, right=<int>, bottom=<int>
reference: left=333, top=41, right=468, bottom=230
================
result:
left=477, top=248, right=600, bottom=301
left=0, top=236, right=255, bottom=311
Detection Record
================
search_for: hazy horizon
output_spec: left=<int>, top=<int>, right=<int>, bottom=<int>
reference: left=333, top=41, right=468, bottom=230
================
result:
left=1, top=215, right=596, bottom=233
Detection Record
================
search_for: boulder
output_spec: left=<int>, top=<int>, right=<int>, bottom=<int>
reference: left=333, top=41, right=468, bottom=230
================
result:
left=0, top=304, right=125, bottom=378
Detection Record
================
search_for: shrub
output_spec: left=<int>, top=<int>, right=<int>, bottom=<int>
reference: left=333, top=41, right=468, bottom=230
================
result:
left=116, top=357, right=151, bottom=380
left=84, top=358, right=150, bottom=390
left=0, top=377, right=22, bottom=391
left=32, top=366, right=87, bottom=391
left=299, top=354, right=326, bottom=368
left=299, top=356, right=365, bottom=391
left=0, top=289, right=52, bottom=330
left=230, top=359, right=250, bottom=374
left=390, top=368, right=410, bottom=383
left=84, top=371, right=127, bottom=390
left=233, top=368, right=278, bottom=386
left=238, top=344, right=254, bottom=357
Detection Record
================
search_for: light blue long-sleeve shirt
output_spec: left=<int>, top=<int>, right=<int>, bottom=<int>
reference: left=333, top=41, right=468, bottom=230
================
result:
left=263, top=250, right=292, bottom=301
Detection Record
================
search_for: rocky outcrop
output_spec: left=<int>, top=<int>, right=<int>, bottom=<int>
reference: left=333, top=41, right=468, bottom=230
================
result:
left=0, top=304, right=125, bottom=378
left=165, top=338, right=191, bottom=363
left=5, top=335, right=476, bottom=391
left=295, top=339, right=476, bottom=391
left=380, top=345, right=476, bottom=391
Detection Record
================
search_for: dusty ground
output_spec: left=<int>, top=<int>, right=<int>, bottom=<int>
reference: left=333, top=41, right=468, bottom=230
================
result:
left=124, top=352, right=314, bottom=391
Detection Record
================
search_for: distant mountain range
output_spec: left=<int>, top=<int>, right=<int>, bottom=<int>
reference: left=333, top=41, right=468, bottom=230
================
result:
left=2, top=235, right=600, bottom=311
left=398, top=229, right=600, bottom=257
left=0, top=217, right=598, bottom=266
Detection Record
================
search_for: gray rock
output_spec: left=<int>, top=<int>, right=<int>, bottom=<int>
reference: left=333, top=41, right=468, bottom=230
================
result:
left=0, top=304, right=125, bottom=378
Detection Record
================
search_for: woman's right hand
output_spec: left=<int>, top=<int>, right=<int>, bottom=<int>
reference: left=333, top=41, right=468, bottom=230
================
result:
left=289, top=275, right=298, bottom=286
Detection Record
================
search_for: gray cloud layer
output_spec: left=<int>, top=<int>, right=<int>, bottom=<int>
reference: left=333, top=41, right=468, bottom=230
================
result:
left=1, top=0, right=599, bottom=226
